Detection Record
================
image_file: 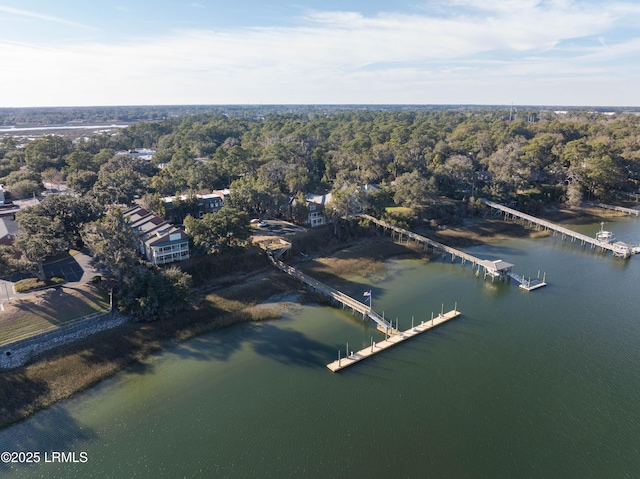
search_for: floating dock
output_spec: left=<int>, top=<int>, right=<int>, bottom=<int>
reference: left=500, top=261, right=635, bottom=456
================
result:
left=507, top=272, right=547, bottom=291
left=327, top=308, right=461, bottom=373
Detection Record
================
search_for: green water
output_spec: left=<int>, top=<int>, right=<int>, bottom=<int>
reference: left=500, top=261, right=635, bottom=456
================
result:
left=2, top=217, right=640, bottom=478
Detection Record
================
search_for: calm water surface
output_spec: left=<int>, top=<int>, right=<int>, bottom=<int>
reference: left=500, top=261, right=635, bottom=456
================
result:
left=2, top=216, right=640, bottom=478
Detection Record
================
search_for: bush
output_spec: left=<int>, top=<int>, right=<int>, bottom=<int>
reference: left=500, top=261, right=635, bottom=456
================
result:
left=91, top=275, right=102, bottom=284
left=14, top=276, right=65, bottom=293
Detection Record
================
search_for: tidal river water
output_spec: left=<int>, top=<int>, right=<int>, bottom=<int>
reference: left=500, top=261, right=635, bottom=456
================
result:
left=2, top=216, right=640, bottom=478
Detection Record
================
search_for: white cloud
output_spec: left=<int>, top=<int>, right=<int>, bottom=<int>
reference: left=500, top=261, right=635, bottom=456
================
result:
left=0, top=4, right=94, bottom=29
left=1, top=2, right=639, bottom=106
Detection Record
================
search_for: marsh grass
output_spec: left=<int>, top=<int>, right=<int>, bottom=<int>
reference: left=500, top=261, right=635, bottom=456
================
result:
left=0, top=271, right=297, bottom=428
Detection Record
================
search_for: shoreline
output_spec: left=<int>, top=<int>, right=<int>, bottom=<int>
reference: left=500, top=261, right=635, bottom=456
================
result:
left=0, top=206, right=629, bottom=430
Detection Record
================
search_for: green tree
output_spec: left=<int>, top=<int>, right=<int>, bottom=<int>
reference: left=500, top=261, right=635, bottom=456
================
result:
left=565, top=181, right=583, bottom=206
left=2, top=169, right=43, bottom=190
left=26, top=195, right=102, bottom=248
left=583, top=155, right=624, bottom=200
left=184, top=206, right=250, bottom=254
left=64, top=151, right=95, bottom=174
left=92, top=156, right=155, bottom=205
left=67, top=170, right=99, bottom=195
left=117, top=265, right=192, bottom=321
left=327, top=185, right=359, bottom=237
left=5, top=179, right=42, bottom=199
left=0, top=245, right=20, bottom=277
left=393, top=171, right=432, bottom=208
left=82, top=209, right=139, bottom=282
left=292, top=191, right=309, bottom=223
left=24, top=135, right=71, bottom=172
left=14, top=214, right=67, bottom=280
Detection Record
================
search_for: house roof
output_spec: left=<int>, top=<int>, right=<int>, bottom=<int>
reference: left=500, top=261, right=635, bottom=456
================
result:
left=482, top=259, right=514, bottom=272
left=123, top=206, right=152, bottom=223
left=0, top=217, right=18, bottom=239
left=145, top=227, right=188, bottom=247
left=306, top=193, right=332, bottom=205
left=131, top=215, right=164, bottom=230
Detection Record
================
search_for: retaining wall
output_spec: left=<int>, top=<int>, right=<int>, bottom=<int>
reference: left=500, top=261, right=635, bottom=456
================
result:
left=1, top=312, right=128, bottom=369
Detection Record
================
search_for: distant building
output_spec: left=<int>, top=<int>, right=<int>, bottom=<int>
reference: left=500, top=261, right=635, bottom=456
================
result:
left=123, top=206, right=190, bottom=266
left=161, top=192, right=225, bottom=223
left=115, top=149, right=156, bottom=161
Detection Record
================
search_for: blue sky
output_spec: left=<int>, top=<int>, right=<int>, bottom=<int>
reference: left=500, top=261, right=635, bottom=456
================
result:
left=1, top=0, right=639, bottom=107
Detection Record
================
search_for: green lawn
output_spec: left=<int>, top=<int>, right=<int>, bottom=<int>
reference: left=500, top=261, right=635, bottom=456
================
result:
left=0, top=284, right=110, bottom=347
left=385, top=206, right=413, bottom=215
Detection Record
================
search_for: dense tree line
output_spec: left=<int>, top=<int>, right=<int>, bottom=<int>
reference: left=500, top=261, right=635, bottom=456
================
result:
left=2, top=107, right=640, bottom=318
left=4, top=108, right=640, bottom=210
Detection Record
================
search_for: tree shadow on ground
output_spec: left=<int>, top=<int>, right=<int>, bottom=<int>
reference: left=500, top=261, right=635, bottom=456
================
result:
left=8, top=288, right=104, bottom=326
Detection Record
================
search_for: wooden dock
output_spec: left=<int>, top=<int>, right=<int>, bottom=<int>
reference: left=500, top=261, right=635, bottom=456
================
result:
left=483, top=200, right=635, bottom=259
left=360, top=214, right=517, bottom=279
left=269, top=257, right=393, bottom=331
left=591, top=203, right=640, bottom=217
left=327, top=308, right=461, bottom=372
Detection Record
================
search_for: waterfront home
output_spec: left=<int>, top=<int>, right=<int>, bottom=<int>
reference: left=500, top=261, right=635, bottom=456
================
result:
left=305, top=193, right=332, bottom=227
left=123, top=207, right=190, bottom=266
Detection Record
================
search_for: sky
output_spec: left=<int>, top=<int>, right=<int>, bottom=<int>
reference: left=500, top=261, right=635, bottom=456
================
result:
left=1, top=0, right=640, bottom=107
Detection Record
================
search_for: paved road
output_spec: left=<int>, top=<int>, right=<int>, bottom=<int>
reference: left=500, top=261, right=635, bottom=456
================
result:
left=0, top=250, right=98, bottom=303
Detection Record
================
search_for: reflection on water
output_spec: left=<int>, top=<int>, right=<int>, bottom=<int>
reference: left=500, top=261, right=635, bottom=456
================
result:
left=2, top=217, right=640, bottom=478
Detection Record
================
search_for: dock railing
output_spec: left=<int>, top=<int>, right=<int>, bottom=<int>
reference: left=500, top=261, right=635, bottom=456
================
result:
left=268, top=256, right=393, bottom=331
left=483, top=200, right=633, bottom=258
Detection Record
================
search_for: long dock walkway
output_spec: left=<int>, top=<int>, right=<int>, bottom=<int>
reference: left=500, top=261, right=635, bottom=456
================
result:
left=269, top=257, right=393, bottom=330
left=361, top=214, right=486, bottom=267
left=360, top=214, right=517, bottom=278
left=590, top=203, right=639, bottom=217
left=327, top=308, right=461, bottom=372
left=483, top=200, right=634, bottom=258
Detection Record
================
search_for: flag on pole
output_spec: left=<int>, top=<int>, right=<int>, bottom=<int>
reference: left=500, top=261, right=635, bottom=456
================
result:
left=363, top=290, right=371, bottom=302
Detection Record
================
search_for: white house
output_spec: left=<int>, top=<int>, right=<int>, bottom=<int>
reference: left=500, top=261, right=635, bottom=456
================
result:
left=305, top=193, right=332, bottom=227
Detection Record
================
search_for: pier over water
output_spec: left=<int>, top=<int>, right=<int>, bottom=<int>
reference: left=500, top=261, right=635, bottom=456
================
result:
left=361, top=214, right=519, bottom=281
left=327, top=307, right=461, bottom=372
left=483, top=200, right=637, bottom=258
left=269, top=256, right=393, bottom=331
